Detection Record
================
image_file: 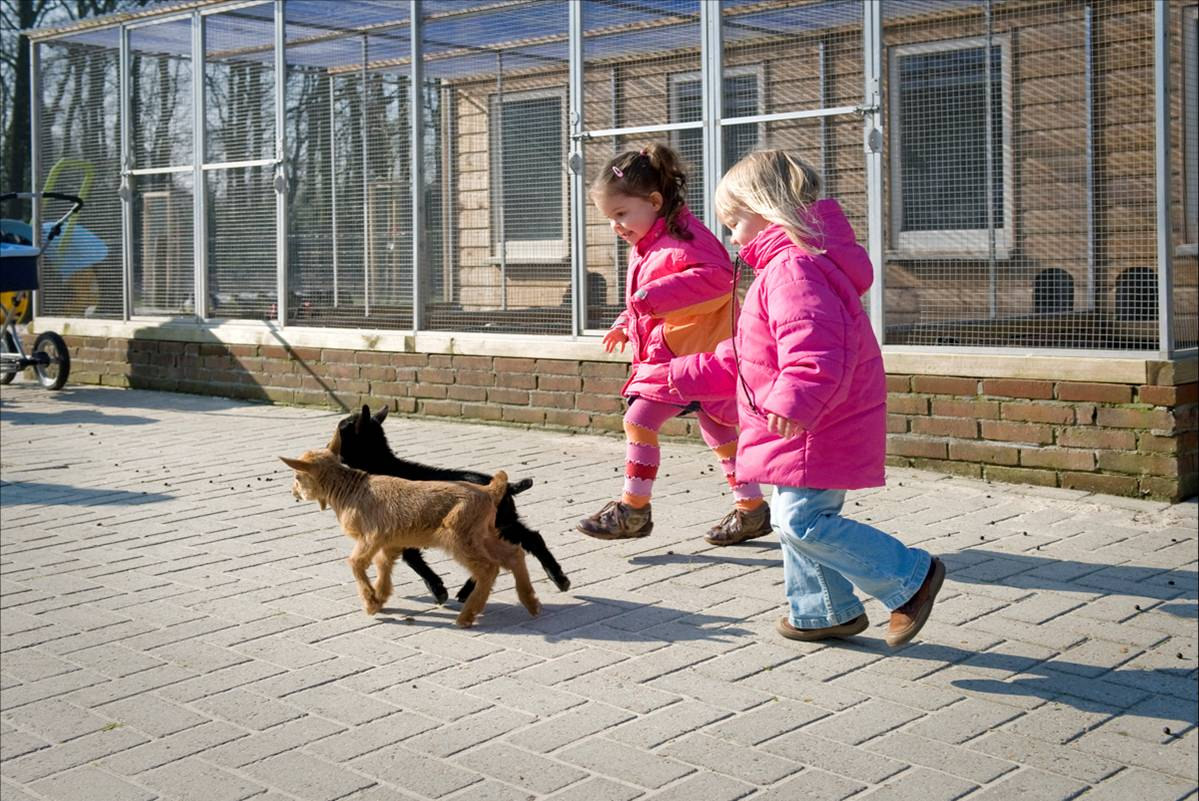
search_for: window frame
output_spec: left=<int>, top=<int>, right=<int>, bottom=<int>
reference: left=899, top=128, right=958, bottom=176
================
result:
left=888, top=34, right=1014, bottom=258
left=488, top=86, right=569, bottom=263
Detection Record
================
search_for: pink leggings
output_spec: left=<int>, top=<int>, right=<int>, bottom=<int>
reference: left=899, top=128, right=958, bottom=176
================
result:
left=622, top=397, right=762, bottom=508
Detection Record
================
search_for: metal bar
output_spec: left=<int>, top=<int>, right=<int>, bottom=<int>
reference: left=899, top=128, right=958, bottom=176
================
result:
left=200, top=158, right=277, bottom=170
left=819, top=38, right=830, bottom=195
left=120, top=24, right=132, bottom=320
left=361, top=34, right=370, bottom=317
left=411, top=0, right=425, bottom=331
left=984, top=0, right=996, bottom=319
left=569, top=0, right=585, bottom=336
left=29, top=39, right=42, bottom=316
left=1084, top=2, right=1096, bottom=311
left=611, top=66, right=621, bottom=301
left=128, top=165, right=195, bottom=175
left=579, top=120, right=703, bottom=139
left=193, top=10, right=208, bottom=319
left=718, top=106, right=862, bottom=127
left=442, top=82, right=455, bottom=304
left=330, top=73, right=339, bottom=306
left=701, top=0, right=723, bottom=230
left=1154, top=0, right=1175, bottom=356
left=274, top=0, right=287, bottom=325
left=863, top=0, right=884, bottom=343
left=495, top=51, right=507, bottom=311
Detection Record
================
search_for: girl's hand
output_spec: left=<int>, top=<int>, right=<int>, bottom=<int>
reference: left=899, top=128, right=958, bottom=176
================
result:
left=767, top=413, right=802, bottom=439
left=603, top=327, right=629, bottom=353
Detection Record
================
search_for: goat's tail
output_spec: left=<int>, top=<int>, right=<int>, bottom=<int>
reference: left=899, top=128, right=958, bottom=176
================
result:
left=485, top=471, right=508, bottom=505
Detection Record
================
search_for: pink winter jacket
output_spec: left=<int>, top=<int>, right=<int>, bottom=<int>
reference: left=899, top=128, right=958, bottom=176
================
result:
left=612, top=207, right=738, bottom=425
left=669, top=199, right=886, bottom=489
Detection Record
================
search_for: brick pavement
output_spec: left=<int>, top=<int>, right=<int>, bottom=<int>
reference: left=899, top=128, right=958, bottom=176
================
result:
left=1, top=384, right=1195, bottom=801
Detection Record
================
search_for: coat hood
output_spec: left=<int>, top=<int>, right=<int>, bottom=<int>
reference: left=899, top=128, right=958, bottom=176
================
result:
left=739, top=198, right=874, bottom=297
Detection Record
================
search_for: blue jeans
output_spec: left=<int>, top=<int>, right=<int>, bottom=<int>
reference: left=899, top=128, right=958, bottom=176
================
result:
left=772, top=486, right=931, bottom=629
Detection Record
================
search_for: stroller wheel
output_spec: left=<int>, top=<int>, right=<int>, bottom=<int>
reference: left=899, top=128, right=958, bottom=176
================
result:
left=0, top=329, right=17, bottom=385
left=33, top=331, right=70, bottom=390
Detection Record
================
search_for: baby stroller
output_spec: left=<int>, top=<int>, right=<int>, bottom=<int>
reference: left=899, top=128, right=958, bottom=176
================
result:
left=0, top=191, right=81, bottom=390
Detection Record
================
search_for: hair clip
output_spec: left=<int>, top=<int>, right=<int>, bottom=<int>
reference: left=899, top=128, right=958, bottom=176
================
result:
left=611, top=166, right=624, bottom=178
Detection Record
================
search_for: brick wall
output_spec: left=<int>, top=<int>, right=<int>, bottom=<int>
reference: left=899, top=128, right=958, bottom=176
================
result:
left=43, top=334, right=1199, bottom=502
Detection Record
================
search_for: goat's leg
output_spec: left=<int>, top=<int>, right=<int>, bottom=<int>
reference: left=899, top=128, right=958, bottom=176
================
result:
left=455, top=577, right=477, bottom=605
left=347, top=540, right=383, bottom=615
left=400, top=547, right=448, bottom=605
left=456, top=564, right=498, bottom=628
left=504, top=519, right=570, bottom=592
left=371, top=547, right=400, bottom=609
left=505, top=548, right=541, bottom=617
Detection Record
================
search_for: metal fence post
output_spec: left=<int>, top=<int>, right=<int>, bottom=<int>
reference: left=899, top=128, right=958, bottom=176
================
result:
left=700, top=0, right=722, bottom=229
left=29, top=39, right=42, bottom=316
left=275, top=0, right=288, bottom=325
left=1154, top=0, right=1175, bottom=357
left=119, top=25, right=132, bottom=320
left=411, top=0, right=425, bottom=331
left=193, top=10, right=208, bottom=319
left=568, top=0, right=585, bottom=337
left=863, top=0, right=885, bottom=344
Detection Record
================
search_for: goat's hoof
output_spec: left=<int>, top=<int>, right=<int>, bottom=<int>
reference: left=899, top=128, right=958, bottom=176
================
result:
left=551, top=573, right=571, bottom=592
left=364, top=600, right=382, bottom=615
left=455, top=585, right=474, bottom=604
left=431, top=587, right=449, bottom=605
left=526, top=598, right=542, bottom=617
left=455, top=614, right=476, bottom=628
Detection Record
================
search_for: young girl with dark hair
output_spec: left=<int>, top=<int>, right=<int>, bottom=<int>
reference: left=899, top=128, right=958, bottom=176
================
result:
left=577, top=143, right=771, bottom=545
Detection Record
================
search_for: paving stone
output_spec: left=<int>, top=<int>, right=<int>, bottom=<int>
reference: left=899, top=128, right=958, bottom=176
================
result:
left=1080, top=766, right=1199, bottom=801
left=507, top=702, right=635, bottom=754
left=541, top=776, right=642, bottom=801
left=959, top=766, right=1090, bottom=800
left=347, top=742, right=479, bottom=798
left=453, top=741, right=587, bottom=795
left=968, top=730, right=1120, bottom=784
left=760, top=730, right=908, bottom=784
left=244, top=751, right=377, bottom=801
left=205, top=714, right=346, bottom=768
left=139, top=757, right=266, bottom=801
left=745, top=767, right=866, bottom=801
left=29, top=765, right=156, bottom=801
left=561, top=736, right=697, bottom=789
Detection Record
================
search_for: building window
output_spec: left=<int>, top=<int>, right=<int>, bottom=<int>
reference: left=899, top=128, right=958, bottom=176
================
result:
left=1184, top=6, right=1198, bottom=246
left=669, top=68, right=763, bottom=223
left=490, top=89, right=566, bottom=261
left=889, top=36, right=1012, bottom=256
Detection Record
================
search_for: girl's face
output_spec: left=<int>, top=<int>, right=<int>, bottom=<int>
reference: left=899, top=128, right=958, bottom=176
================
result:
left=723, top=208, right=770, bottom=248
left=594, top=189, right=663, bottom=246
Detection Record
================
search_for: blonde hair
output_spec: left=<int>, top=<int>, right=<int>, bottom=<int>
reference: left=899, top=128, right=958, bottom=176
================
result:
left=715, top=150, right=824, bottom=252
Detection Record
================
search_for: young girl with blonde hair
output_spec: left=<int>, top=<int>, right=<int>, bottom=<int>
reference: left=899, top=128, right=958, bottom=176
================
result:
left=669, top=150, right=946, bottom=645
left=577, top=143, right=771, bottom=545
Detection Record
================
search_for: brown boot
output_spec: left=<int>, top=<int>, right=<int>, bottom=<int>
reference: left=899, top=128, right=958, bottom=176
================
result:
left=885, top=557, right=946, bottom=648
left=704, top=504, right=772, bottom=546
left=776, top=613, right=869, bottom=642
left=577, top=500, right=653, bottom=539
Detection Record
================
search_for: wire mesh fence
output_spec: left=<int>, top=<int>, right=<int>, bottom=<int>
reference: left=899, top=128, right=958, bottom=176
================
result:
left=22, top=0, right=1196, bottom=356
left=33, top=31, right=123, bottom=319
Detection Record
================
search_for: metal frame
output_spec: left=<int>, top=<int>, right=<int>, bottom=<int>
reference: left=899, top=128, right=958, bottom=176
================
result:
left=29, top=40, right=42, bottom=317
left=193, top=9, right=208, bottom=319
left=411, top=0, right=425, bottom=331
left=22, top=0, right=1187, bottom=360
left=1154, top=1, right=1175, bottom=358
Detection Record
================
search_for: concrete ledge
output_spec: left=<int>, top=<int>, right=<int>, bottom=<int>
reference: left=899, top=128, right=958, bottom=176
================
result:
left=32, top=316, right=1199, bottom=382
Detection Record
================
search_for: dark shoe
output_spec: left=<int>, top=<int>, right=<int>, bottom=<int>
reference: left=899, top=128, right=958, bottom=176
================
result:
left=885, top=557, right=946, bottom=648
left=577, top=500, right=653, bottom=539
left=705, top=504, right=772, bottom=546
left=776, top=613, right=869, bottom=642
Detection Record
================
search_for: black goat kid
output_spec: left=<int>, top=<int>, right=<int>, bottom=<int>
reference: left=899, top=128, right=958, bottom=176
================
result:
left=332, top=405, right=570, bottom=604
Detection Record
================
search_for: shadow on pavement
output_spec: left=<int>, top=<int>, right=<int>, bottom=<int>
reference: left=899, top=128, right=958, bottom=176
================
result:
left=0, top=479, right=173, bottom=506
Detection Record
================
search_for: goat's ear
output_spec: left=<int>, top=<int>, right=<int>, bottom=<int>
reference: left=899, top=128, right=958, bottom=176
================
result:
left=327, top=428, right=342, bottom=455
left=356, top=406, right=368, bottom=433
left=280, top=455, right=314, bottom=472
left=373, top=405, right=388, bottom=424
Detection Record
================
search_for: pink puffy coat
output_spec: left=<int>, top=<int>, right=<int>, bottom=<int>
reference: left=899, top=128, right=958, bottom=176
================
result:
left=669, top=199, right=886, bottom=489
left=612, top=207, right=738, bottom=425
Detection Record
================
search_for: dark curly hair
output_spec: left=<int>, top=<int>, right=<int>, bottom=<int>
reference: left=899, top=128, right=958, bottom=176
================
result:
left=590, top=142, right=693, bottom=241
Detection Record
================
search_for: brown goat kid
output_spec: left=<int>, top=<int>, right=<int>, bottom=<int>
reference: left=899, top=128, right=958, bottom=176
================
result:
left=280, top=448, right=541, bottom=628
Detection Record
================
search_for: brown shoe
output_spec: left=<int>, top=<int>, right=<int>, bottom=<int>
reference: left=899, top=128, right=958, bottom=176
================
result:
left=577, top=500, right=653, bottom=539
left=885, top=557, right=946, bottom=648
left=705, top=504, right=772, bottom=546
left=776, top=613, right=869, bottom=642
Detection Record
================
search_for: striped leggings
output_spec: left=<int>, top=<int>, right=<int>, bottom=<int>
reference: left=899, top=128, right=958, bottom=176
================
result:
left=622, top=397, right=763, bottom=510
